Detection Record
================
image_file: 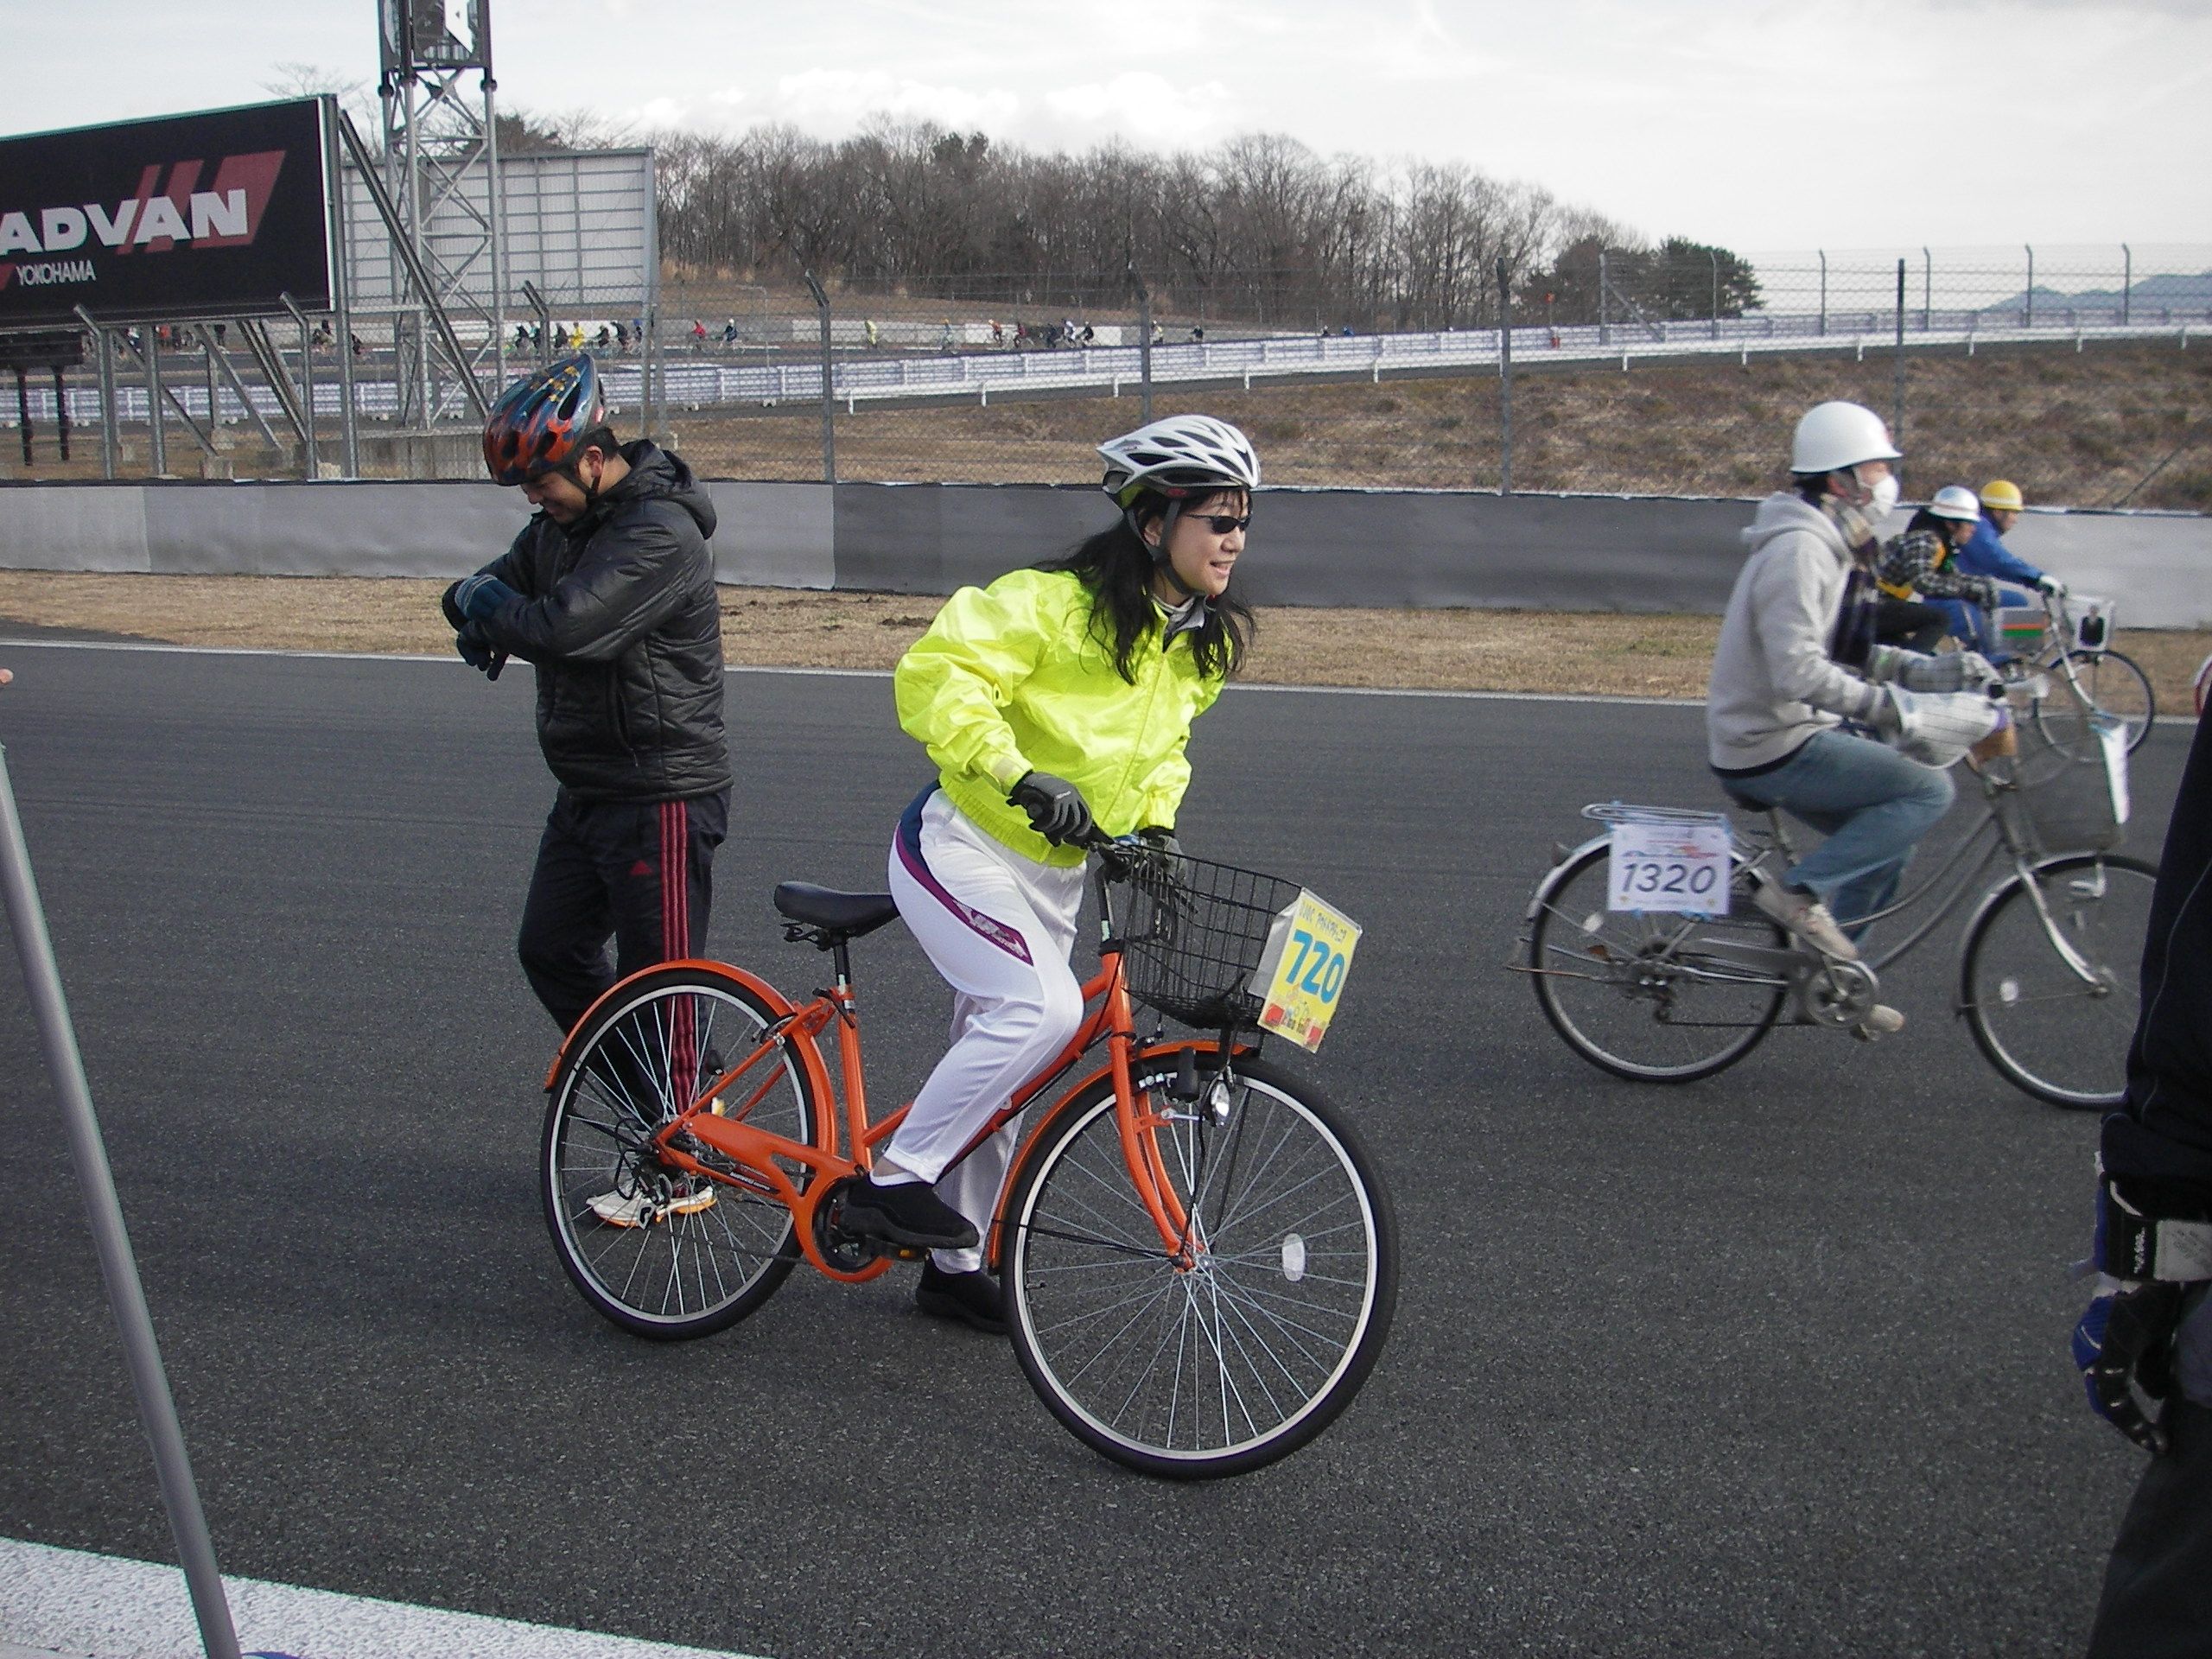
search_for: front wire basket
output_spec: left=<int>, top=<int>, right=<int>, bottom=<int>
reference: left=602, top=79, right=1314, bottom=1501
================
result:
left=1995, top=677, right=2127, bottom=856
left=1110, top=849, right=1304, bottom=1032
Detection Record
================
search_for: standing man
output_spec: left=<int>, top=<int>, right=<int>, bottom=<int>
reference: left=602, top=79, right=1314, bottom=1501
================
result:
left=443, top=355, right=732, bottom=1141
left=2073, top=703, right=2212, bottom=1657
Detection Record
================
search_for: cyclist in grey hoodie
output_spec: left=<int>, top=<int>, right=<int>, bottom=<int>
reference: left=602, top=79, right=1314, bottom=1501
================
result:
left=1706, top=402, right=1996, bottom=1039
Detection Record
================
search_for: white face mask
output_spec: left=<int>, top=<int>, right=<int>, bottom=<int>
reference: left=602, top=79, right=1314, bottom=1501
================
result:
left=1858, top=468, right=1901, bottom=519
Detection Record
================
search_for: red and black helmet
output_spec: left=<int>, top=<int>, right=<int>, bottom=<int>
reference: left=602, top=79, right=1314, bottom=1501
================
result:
left=482, top=354, right=605, bottom=486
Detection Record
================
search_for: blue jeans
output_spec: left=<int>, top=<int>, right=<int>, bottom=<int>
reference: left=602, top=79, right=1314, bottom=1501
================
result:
left=1933, top=585, right=2034, bottom=658
left=1719, top=728, right=1954, bottom=931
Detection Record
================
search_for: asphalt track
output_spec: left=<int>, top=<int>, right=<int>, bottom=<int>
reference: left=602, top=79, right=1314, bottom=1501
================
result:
left=0, top=642, right=2190, bottom=1659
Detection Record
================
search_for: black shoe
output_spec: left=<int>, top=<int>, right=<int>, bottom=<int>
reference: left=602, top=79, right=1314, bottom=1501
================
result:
left=836, top=1177, right=980, bottom=1250
left=916, top=1262, right=1007, bottom=1336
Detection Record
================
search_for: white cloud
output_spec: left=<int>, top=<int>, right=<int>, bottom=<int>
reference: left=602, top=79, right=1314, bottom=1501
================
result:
left=1043, top=73, right=1242, bottom=147
left=770, top=68, right=1020, bottom=134
left=628, top=95, right=692, bottom=128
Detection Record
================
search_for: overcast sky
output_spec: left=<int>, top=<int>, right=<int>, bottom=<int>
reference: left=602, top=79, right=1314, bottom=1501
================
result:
left=12, top=0, right=2209, bottom=257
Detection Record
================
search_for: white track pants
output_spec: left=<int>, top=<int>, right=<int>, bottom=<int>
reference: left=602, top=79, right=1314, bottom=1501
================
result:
left=886, top=791, right=1085, bottom=1274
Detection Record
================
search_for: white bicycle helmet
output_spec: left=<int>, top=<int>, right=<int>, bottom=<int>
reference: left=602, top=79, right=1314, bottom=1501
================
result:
left=1096, top=415, right=1261, bottom=507
left=1885, top=686, right=2003, bottom=769
left=1926, top=485, right=1982, bottom=523
left=1790, top=401, right=1901, bottom=475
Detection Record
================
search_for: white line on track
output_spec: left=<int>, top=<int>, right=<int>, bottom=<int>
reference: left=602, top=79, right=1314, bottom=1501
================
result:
left=0, top=1537, right=767, bottom=1659
left=0, top=636, right=1702, bottom=709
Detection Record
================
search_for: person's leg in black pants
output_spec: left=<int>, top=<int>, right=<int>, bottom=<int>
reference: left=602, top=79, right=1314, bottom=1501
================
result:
left=1873, top=596, right=1948, bottom=654
left=517, top=789, right=729, bottom=1034
left=2086, top=1386, right=2212, bottom=1658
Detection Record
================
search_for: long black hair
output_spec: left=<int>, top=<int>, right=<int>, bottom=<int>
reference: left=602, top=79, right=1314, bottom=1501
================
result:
left=1903, top=505, right=1970, bottom=545
left=1039, top=492, right=1254, bottom=683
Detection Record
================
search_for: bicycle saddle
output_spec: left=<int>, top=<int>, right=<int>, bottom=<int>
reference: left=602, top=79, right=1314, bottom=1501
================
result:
left=772, top=882, right=900, bottom=938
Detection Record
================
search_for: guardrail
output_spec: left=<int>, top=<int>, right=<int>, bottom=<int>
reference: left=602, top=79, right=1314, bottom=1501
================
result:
left=7, top=306, right=2207, bottom=428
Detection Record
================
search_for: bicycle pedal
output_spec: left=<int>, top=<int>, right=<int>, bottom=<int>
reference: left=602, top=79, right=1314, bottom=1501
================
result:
left=889, top=1244, right=928, bottom=1262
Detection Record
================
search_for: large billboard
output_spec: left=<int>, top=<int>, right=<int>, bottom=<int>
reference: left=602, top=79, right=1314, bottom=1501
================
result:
left=341, top=148, right=658, bottom=312
left=0, top=98, right=333, bottom=328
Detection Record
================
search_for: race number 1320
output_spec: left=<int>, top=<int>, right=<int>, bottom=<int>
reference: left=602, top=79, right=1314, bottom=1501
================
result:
left=1606, top=821, right=1731, bottom=916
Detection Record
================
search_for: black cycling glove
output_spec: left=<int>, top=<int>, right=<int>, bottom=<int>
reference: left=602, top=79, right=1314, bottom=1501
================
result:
left=1008, top=772, right=1095, bottom=846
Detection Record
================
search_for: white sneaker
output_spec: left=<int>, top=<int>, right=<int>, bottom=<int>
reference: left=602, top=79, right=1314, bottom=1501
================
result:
left=1854, top=1004, right=1906, bottom=1039
left=1753, top=881, right=1861, bottom=961
left=588, top=1179, right=716, bottom=1229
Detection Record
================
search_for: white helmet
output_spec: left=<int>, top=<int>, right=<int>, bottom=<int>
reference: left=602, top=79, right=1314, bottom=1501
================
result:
left=1885, top=686, right=2002, bottom=769
left=1791, top=401, right=1902, bottom=475
left=1926, top=485, right=1981, bottom=523
left=1097, top=416, right=1260, bottom=507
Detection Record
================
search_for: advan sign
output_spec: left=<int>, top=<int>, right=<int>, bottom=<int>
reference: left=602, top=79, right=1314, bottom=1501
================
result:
left=0, top=98, right=333, bottom=327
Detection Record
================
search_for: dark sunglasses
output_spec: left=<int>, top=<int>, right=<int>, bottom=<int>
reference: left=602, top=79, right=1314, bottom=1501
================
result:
left=1195, top=514, right=1251, bottom=534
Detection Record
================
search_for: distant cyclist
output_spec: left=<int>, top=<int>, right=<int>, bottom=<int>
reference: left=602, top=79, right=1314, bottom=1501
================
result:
left=840, top=414, right=1260, bottom=1333
left=1874, top=486, right=2000, bottom=653
left=1936, top=479, right=2066, bottom=658
left=1707, top=401, right=1999, bottom=1038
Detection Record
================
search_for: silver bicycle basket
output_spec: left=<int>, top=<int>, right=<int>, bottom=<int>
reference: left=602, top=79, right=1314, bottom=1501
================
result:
left=1998, top=680, right=2128, bottom=856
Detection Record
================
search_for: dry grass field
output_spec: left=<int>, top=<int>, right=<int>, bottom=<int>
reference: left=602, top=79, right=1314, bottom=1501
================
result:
left=13, top=340, right=2209, bottom=512
left=651, top=342, right=2212, bottom=511
left=3, top=572, right=2207, bottom=710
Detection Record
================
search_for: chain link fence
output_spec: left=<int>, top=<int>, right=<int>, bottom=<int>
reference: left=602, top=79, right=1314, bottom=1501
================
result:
left=5, top=246, right=2209, bottom=510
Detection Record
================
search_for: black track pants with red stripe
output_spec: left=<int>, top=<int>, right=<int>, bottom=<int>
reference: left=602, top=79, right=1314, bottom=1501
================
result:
left=517, top=788, right=730, bottom=1033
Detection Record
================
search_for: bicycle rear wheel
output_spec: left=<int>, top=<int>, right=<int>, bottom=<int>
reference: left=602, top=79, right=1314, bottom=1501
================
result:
left=543, top=964, right=821, bottom=1339
left=1528, top=843, right=1789, bottom=1084
left=2037, top=651, right=2154, bottom=755
left=1959, top=854, right=2157, bottom=1109
left=1002, top=1055, right=1396, bottom=1479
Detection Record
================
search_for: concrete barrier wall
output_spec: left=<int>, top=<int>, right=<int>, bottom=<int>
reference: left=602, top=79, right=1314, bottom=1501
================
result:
left=2, top=478, right=2203, bottom=625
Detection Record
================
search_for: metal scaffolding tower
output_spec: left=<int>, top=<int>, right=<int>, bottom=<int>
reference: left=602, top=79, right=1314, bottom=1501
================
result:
left=377, top=0, right=505, bottom=428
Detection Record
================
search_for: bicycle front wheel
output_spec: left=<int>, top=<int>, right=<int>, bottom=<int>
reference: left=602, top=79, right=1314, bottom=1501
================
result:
left=1959, top=854, right=2157, bottom=1109
left=2037, top=651, right=2155, bottom=755
left=1002, top=1056, right=1397, bottom=1480
left=543, top=964, right=821, bottom=1339
left=1528, top=844, right=1789, bottom=1084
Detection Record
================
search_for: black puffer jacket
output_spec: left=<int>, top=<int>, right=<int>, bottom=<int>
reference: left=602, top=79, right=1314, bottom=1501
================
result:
left=471, top=442, right=730, bottom=801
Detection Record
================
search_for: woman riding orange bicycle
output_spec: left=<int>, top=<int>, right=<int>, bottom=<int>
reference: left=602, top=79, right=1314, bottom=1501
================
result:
left=839, top=413, right=1263, bottom=1333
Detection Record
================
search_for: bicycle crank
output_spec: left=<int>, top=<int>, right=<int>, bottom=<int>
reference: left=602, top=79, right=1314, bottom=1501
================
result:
left=813, top=1175, right=923, bottom=1270
left=1793, top=958, right=1879, bottom=1028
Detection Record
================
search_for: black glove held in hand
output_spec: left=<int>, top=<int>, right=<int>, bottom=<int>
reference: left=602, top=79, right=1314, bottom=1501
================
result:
left=1008, top=772, right=1095, bottom=846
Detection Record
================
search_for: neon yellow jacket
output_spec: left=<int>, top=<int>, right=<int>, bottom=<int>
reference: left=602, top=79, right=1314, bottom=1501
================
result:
left=894, top=568, right=1226, bottom=868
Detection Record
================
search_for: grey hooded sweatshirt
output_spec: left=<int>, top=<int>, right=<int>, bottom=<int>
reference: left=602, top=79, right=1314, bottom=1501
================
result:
left=1706, top=492, right=1885, bottom=772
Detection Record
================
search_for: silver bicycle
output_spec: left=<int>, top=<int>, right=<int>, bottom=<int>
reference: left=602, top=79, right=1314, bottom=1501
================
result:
left=1515, top=683, right=2153, bottom=1109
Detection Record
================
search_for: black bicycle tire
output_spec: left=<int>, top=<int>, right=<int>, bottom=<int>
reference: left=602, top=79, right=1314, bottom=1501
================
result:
left=1957, top=853, right=2158, bottom=1110
left=542, top=963, right=820, bottom=1339
left=1528, top=844, right=1789, bottom=1084
left=1001, top=1053, right=1397, bottom=1480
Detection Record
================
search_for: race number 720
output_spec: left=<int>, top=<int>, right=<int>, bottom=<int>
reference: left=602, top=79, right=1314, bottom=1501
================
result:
left=1606, top=819, right=1732, bottom=917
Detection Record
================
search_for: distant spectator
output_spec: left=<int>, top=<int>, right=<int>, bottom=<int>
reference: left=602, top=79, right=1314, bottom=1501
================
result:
left=1081, top=322, right=1095, bottom=345
left=941, top=317, right=957, bottom=354
left=1189, top=326, right=1205, bottom=343
left=690, top=319, right=708, bottom=352
left=351, top=333, right=365, bottom=359
left=596, top=325, right=612, bottom=351
left=1149, top=321, right=1162, bottom=346
left=989, top=318, right=1004, bottom=346
left=721, top=317, right=739, bottom=347
left=514, top=323, right=531, bottom=352
left=569, top=323, right=586, bottom=351
left=864, top=318, right=880, bottom=350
